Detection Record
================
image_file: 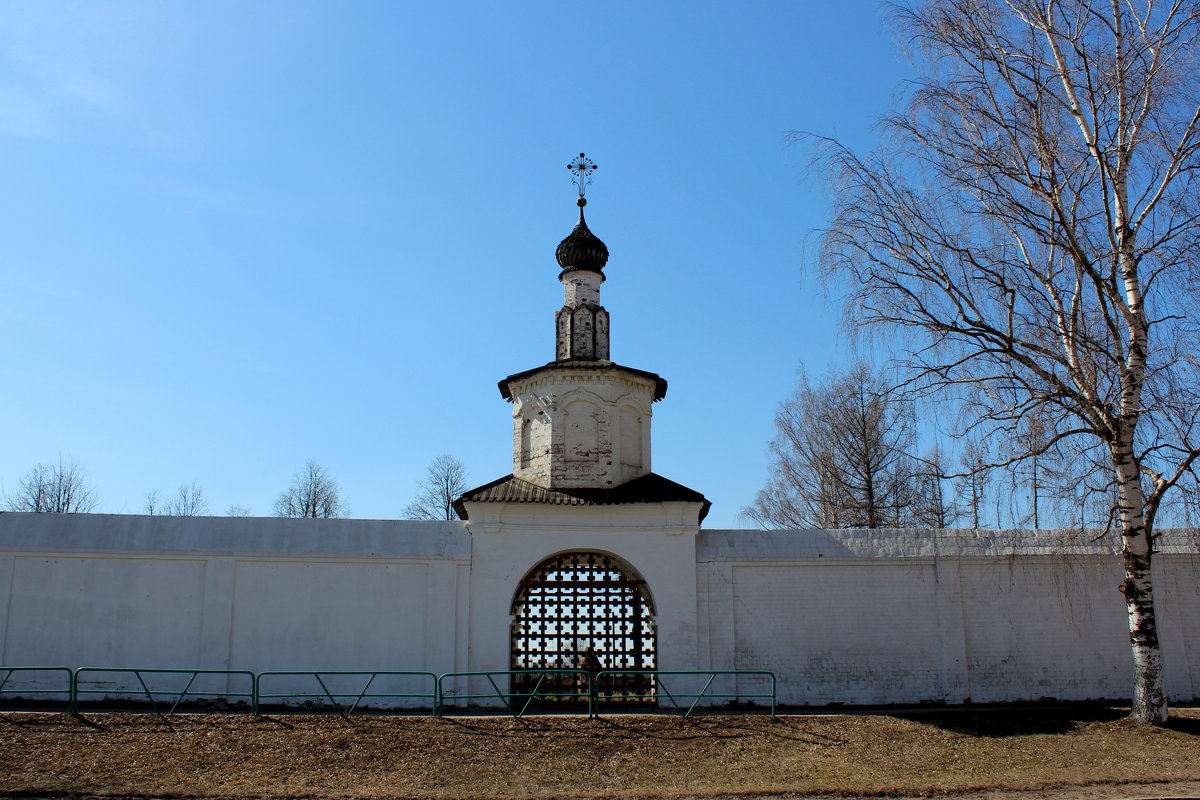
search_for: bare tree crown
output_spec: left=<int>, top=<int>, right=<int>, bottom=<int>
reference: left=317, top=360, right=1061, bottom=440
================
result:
left=5, top=459, right=98, bottom=513
left=145, top=483, right=209, bottom=516
left=745, top=364, right=940, bottom=529
left=404, top=454, right=468, bottom=521
left=274, top=460, right=349, bottom=519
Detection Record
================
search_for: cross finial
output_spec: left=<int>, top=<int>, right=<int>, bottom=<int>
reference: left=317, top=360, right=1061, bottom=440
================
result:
left=567, top=153, right=597, bottom=203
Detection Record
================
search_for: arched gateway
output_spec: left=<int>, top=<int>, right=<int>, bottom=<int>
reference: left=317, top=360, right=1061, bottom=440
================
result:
left=511, top=551, right=656, bottom=702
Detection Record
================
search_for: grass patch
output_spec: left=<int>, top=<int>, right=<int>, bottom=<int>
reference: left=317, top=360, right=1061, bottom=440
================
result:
left=0, top=706, right=1198, bottom=799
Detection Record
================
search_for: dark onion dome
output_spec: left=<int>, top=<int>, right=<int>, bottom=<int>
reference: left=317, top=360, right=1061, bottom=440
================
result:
left=555, top=198, right=608, bottom=273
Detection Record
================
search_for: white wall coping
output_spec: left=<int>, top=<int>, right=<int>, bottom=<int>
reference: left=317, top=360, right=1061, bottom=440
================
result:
left=4, top=514, right=1195, bottom=561
left=0, top=512, right=471, bottom=558
left=698, top=527, right=1200, bottom=560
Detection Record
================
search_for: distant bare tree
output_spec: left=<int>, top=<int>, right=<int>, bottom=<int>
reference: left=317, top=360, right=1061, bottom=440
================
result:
left=812, top=0, right=1200, bottom=722
left=404, top=454, right=469, bottom=520
left=145, top=483, right=209, bottom=516
left=274, top=460, right=348, bottom=519
left=5, top=459, right=98, bottom=513
left=995, top=412, right=1073, bottom=529
left=225, top=503, right=252, bottom=517
left=745, top=364, right=922, bottom=529
left=743, top=377, right=838, bottom=528
left=911, top=445, right=956, bottom=528
left=955, top=438, right=992, bottom=530
left=168, top=483, right=208, bottom=516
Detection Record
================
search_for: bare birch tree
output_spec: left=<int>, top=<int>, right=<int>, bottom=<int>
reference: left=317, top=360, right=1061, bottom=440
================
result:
left=745, top=364, right=924, bottom=528
left=5, top=459, right=98, bottom=513
left=813, top=0, right=1200, bottom=723
left=274, top=460, right=349, bottom=519
left=404, top=454, right=469, bottom=521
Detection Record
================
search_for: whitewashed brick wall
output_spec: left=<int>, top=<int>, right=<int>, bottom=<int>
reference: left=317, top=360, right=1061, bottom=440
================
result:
left=698, top=529, right=1200, bottom=705
left=0, top=513, right=470, bottom=705
left=1, top=513, right=1196, bottom=707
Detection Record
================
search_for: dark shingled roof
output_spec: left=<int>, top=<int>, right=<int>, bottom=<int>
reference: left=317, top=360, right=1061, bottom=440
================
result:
left=453, top=472, right=710, bottom=522
left=499, top=360, right=668, bottom=402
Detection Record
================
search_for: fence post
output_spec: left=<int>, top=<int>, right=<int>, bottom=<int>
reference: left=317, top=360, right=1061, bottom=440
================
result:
left=68, top=669, right=78, bottom=715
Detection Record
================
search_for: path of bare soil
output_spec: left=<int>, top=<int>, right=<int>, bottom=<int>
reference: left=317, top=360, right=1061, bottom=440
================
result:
left=1, top=706, right=1198, bottom=800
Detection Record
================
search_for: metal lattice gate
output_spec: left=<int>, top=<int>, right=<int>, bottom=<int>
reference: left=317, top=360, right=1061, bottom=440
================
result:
left=511, top=551, right=656, bottom=705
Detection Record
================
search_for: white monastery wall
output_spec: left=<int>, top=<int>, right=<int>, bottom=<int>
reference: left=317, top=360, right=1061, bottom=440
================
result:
left=1, top=512, right=1197, bottom=707
left=698, top=529, right=1200, bottom=705
left=0, top=513, right=470, bottom=704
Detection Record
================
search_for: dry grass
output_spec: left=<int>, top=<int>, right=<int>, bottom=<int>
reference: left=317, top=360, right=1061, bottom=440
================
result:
left=1, top=706, right=1199, bottom=799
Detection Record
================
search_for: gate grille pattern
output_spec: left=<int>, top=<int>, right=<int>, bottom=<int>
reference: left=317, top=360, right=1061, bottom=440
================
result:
left=511, top=551, right=655, bottom=703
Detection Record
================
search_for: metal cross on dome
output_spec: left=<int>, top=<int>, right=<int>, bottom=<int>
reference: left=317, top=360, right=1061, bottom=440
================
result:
left=568, top=152, right=598, bottom=198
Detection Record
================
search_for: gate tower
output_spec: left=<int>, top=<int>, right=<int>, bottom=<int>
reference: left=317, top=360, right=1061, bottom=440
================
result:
left=454, top=155, right=709, bottom=685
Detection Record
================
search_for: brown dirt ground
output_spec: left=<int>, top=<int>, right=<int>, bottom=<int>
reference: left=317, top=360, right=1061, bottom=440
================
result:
left=1, top=706, right=1198, bottom=800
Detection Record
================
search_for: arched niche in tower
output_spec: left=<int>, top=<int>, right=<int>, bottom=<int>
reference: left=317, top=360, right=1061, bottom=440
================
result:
left=519, top=417, right=533, bottom=469
left=563, top=399, right=600, bottom=462
left=594, top=310, right=610, bottom=360
left=619, top=404, right=644, bottom=469
left=568, top=305, right=599, bottom=360
left=518, top=405, right=551, bottom=470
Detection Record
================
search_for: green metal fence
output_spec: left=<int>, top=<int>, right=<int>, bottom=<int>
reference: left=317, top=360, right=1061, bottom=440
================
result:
left=592, top=670, right=777, bottom=717
left=256, top=671, right=438, bottom=716
left=0, top=666, right=777, bottom=717
left=437, top=670, right=594, bottom=718
left=72, top=668, right=257, bottom=715
left=0, top=667, right=73, bottom=706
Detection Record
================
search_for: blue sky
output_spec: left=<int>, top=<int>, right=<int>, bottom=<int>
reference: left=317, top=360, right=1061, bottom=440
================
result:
left=0, top=1, right=913, bottom=526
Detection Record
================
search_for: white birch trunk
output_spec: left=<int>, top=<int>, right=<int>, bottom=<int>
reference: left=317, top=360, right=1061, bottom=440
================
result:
left=1113, top=440, right=1167, bottom=724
